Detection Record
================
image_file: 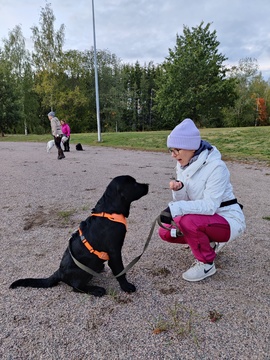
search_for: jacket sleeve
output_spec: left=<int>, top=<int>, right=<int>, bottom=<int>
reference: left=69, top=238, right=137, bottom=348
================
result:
left=63, top=124, right=70, bottom=137
left=172, top=186, right=188, bottom=201
left=169, top=165, right=230, bottom=217
left=51, top=119, right=57, bottom=136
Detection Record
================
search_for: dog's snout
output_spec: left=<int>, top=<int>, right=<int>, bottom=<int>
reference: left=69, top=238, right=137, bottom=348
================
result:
left=141, top=183, right=149, bottom=195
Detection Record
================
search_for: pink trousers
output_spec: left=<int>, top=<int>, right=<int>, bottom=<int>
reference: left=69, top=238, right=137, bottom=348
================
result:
left=158, top=214, right=230, bottom=264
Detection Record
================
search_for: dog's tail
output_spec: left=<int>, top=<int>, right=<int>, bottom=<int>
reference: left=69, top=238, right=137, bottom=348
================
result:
left=10, top=270, right=60, bottom=289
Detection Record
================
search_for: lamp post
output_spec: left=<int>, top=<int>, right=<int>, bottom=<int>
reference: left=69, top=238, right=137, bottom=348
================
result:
left=91, top=0, right=101, bottom=142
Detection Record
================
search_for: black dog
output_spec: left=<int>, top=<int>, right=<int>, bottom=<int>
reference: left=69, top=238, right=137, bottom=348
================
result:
left=10, top=175, right=149, bottom=297
left=76, top=143, right=83, bottom=151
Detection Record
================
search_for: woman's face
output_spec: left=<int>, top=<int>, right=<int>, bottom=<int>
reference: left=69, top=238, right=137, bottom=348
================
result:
left=169, top=148, right=195, bottom=167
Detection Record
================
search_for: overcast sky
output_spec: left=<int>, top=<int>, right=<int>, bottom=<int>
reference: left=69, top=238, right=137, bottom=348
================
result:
left=1, top=0, right=270, bottom=79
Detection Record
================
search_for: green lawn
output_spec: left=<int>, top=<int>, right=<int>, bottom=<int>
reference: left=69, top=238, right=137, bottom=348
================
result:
left=1, top=126, right=269, bottom=165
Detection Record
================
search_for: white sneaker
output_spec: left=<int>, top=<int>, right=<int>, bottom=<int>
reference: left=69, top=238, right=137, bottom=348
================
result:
left=210, top=242, right=227, bottom=254
left=182, top=261, right=216, bottom=282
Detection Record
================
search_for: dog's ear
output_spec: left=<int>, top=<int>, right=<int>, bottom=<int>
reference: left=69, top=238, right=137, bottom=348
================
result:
left=116, top=182, right=134, bottom=218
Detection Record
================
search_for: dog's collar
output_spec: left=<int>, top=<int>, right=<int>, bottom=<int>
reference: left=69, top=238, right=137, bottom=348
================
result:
left=91, top=212, right=127, bottom=229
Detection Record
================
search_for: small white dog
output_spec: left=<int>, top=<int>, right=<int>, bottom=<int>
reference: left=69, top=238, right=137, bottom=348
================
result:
left=47, top=137, right=67, bottom=153
left=47, top=140, right=55, bottom=153
left=62, top=136, right=68, bottom=143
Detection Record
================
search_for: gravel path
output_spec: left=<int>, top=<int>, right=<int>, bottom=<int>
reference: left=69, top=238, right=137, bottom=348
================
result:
left=1, top=141, right=269, bottom=360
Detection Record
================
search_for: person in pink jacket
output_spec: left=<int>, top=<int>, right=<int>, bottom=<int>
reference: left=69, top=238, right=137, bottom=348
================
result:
left=60, top=119, right=71, bottom=152
left=158, top=118, right=246, bottom=282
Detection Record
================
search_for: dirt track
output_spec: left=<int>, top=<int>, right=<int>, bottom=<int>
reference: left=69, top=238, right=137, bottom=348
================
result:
left=0, top=141, right=269, bottom=359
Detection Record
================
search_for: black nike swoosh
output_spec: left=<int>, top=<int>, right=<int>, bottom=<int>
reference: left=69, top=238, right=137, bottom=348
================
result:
left=204, top=266, right=214, bottom=274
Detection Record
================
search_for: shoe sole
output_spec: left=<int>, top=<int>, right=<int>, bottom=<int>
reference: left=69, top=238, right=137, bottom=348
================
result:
left=210, top=242, right=228, bottom=254
left=215, top=242, right=227, bottom=254
left=182, top=266, right=216, bottom=282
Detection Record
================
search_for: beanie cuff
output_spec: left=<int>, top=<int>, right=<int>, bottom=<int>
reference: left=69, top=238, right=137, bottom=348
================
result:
left=167, top=135, right=201, bottom=150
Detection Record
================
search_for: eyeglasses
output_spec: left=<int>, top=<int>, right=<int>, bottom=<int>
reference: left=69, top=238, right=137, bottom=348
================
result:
left=168, top=148, right=181, bottom=155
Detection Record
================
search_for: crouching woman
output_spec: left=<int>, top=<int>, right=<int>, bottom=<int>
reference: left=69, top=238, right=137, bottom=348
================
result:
left=158, top=119, right=246, bottom=282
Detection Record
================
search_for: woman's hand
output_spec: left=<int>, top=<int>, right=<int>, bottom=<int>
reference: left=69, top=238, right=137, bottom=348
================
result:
left=169, top=180, right=183, bottom=191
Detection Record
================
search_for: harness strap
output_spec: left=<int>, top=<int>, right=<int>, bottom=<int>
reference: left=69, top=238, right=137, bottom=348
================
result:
left=79, top=228, right=109, bottom=261
left=78, top=212, right=127, bottom=262
left=91, top=212, right=127, bottom=228
left=68, top=239, right=103, bottom=277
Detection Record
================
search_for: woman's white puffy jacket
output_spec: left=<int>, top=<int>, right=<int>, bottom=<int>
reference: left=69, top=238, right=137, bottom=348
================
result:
left=168, top=146, right=246, bottom=241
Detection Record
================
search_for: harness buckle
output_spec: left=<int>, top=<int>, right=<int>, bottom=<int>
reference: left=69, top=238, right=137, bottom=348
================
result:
left=97, top=252, right=110, bottom=261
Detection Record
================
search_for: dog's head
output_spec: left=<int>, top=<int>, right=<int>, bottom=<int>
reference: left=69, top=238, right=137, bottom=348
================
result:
left=93, top=175, right=149, bottom=217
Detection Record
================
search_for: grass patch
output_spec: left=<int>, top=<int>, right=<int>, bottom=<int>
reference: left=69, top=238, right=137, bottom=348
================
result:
left=107, top=288, right=133, bottom=304
left=58, top=210, right=75, bottom=219
left=150, top=267, right=171, bottom=277
left=151, top=302, right=200, bottom=345
left=1, top=126, right=269, bottom=164
left=57, top=210, right=76, bottom=224
left=151, top=302, right=223, bottom=346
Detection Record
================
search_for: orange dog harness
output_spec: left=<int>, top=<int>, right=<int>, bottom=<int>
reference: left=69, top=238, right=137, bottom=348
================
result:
left=79, top=212, right=127, bottom=261
left=91, top=212, right=127, bottom=228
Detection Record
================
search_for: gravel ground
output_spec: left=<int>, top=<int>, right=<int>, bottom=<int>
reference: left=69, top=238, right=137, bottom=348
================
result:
left=0, top=141, right=269, bottom=360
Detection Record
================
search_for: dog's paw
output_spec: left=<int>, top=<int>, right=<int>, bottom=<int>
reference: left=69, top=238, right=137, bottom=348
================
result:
left=89, top=286, right=106, bottom=297
left=120, top=281, right=136, bottom=293
left=73, top=285, right=106, bottom=297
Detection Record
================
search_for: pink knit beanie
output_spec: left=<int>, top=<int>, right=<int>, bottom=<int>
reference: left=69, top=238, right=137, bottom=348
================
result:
left=167, top=118, right=201, bottom=150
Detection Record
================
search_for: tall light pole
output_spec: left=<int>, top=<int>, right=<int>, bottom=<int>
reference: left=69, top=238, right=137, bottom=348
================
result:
left=91, top=0, right=101, bottom=142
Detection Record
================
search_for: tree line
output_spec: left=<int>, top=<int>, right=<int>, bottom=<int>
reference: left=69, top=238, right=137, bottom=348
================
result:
left=0, top=3, right=269, bottom=136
